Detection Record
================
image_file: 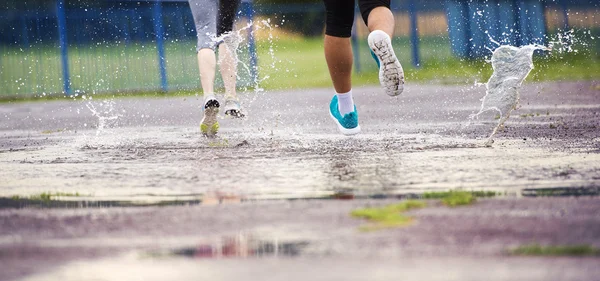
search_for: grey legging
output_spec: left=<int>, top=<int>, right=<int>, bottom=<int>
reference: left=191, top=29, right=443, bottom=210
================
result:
left=188, top=0, right=241, bottom=51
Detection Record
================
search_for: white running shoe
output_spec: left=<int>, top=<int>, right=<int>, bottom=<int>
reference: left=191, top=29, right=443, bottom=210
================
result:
left=223, top=99, right=245, bottom=118
left=368, top=30, right=405, bottom=96
left=200, top=94, right=219, bottom=137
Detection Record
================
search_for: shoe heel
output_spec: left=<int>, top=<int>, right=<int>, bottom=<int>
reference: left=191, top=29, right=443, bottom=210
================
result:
left=205, top=99, right=220, bottom=109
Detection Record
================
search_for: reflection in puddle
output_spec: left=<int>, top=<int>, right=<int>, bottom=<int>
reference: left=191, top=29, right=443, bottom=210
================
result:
left=522, top=187, right=600, bottom=197
left=159, top=234, right=309, bottom=259
left=0, top=192, right=244, bottom=209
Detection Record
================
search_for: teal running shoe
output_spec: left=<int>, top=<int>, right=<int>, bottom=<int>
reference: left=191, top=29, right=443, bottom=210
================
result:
left=370, top=49, right=381, bottom=69
left=329, top=95, right=361, bottom=135
left=368, top=30, right=404, bottom=96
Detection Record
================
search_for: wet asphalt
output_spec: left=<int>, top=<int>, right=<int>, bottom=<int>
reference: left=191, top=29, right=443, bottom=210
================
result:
left=1, top=81, right=600, bottom=280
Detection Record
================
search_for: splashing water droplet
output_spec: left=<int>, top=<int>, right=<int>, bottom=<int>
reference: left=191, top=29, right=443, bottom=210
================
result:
left=470, top=44, right=549, bottom=146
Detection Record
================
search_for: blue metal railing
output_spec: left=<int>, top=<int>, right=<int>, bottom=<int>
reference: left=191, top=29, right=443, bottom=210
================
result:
left=1, top=0, right=583, bottom=97
left=57, top=0, right=71, bottom=95
left=0, top=0, right=259, bottom=96
left=152, top=0, right=168, bottom=92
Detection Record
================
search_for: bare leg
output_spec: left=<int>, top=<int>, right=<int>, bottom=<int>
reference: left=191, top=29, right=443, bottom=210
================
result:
left=218, top=43, right=237, bottom=101
left=198, top=48, right=219, bottom=137
left=367, top=6, right=404, bottom=96
left=198, top=48, right=216, bottom=94
left=324, top=35, right=353, bottom=93
left=367, top=6, right=394, bottom=36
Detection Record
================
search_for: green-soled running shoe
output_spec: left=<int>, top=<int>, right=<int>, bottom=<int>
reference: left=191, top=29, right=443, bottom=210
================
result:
left=200, top=94, right=219, bottom=137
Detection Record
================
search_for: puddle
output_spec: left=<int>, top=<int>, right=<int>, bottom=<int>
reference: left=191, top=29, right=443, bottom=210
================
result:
left=2, top=83, right=599, bottom=208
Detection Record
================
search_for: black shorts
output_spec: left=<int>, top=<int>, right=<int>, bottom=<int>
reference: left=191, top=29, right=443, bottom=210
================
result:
left=323, top=0, right=391, bottom=38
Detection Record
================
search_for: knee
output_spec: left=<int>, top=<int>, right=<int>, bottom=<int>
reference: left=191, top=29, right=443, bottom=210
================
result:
left=359, top=0, right=391, bottom=25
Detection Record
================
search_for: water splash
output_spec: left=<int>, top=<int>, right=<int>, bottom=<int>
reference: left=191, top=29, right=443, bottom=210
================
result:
left=470, top=44, right=549, bottom=146
left=207, top=18, right=284, bottom=121
left=468, top=26, right=596, bottom=146
left=84, top=97, right=121, bottom=136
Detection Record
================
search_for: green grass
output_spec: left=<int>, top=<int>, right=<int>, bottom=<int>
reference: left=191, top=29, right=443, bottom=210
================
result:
left=351, top=200, right=427, bottom=231
left=423, top=190, right=498, bottom=207
left=510, top=244, right=600, bottom=257
left=11, top=192, right=84, bottom=202
left=1, top=33, right=598, bottom=99
left=350, top=190, right=502, bottom=230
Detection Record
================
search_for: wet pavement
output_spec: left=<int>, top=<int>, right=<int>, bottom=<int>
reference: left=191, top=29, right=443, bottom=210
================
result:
left=1, top=81, right=599, bottom=199
left=2, top=198, right=600, bottom=280
left=1, top=81, right=600, bottom=280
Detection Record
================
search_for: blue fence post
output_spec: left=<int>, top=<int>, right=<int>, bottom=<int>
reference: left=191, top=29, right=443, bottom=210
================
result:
left=242, top=0, right=258, bottom=83
left=511, top=0, right=523, bottom=46
left=56, top=0, right=71, bottom=95
left=21, top=15, right=30, bottom=49
left=445, top=0, right=469, bottom=58
left=560, top=0, right=569, bottom=30
left=498, top=0, right=517, bottom=45
left=153, top=0, right=168, bottom=92
left=408, top=0, right=421, bottom=67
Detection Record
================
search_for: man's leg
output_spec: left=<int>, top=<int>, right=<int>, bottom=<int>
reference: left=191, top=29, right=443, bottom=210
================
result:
left=218, top=40, right=244, bottom=117
left=218, top=41, right=237, bottom=101
left=217, top=0, right=243, bottom=117
left=217, top=0, right=241, bottom=102
left=323, top=0, right=360, bottom=135
left=360, top=0, right=404, bottom=96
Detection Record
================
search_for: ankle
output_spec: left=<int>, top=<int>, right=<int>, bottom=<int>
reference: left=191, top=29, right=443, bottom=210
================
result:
left=336, top=90, right=355, bottom=116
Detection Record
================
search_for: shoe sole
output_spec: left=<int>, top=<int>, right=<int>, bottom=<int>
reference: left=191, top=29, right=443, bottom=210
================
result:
left=201, top=99, right=220, bottom=137
left=329, top=111, right=361, bottom=136
left=224, top=109, right=245, bottom=118
left=368, top=31, right=404, bottom=96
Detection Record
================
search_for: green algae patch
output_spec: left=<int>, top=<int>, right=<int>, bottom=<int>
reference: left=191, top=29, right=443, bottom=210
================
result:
left=11, top=192, right=84, bottom=202
left=32, top=192, right=84, bottom=201
left=423, top=190, right=498, bottom=207
left=424, top=191, right=474, bottom=207
left=441, top=191, right=474, bottom=207
left=510, top=244, right=600, bottom=257
left=351, top=200, right=426, bottom=231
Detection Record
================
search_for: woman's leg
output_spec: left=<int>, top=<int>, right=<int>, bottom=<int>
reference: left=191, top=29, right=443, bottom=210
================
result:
left=359, top=0, right=394, bottom=36
left=322, top=0, right=360, bottom=135
left=189, top=0, right=219, bottom=94
left=359, top=0, right=404, bottom=97
left=189, top=0, right=220, bottom=136
left=323, top=0, right=355, bottom=94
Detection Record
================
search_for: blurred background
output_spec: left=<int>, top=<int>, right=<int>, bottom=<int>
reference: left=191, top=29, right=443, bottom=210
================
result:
left=0, top=0, right=598, bottom=99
